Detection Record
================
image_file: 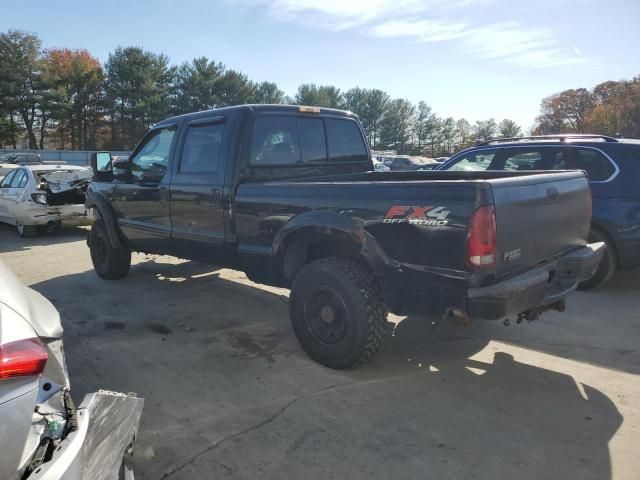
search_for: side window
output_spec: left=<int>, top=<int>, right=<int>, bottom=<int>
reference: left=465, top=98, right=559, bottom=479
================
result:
left=299, top=118, right=327, bottom=162
left=325, top=118, right=367, bottom=162
left=573, top=148, right=616, bottom=181
left=17, top=170, right=29, bottom=188
left=500, top=147, right=565, bottom=171
left=10, top=170, right=26, bottom=188
left=1, top=170, right=17, bottom=187
left=445, top=149, right=497, bottom=171
left=179, top=122, right=225, bottom=174
left=250, top=116, right=300, bottom=165
left=130, top=128, right=176, bottom=181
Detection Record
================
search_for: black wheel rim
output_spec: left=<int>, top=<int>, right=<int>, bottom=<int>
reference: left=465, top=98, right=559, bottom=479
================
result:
left=303, top=285, right=349, bottom=346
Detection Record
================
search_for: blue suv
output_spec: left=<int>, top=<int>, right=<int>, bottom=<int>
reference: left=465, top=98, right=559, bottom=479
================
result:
left=438, top=134, right=640, bottom=289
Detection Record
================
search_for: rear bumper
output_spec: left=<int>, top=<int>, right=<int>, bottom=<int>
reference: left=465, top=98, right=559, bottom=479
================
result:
left=18, top=204, right=92, bottom=227
left=468, top=242, right=605, bottom=320
left=28, top=391, right=143, bottom=480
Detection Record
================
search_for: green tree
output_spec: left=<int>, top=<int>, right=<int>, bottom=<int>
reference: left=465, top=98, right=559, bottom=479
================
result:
left=380, top=98, right=414, bottom=154
left=413, top=101, right=436, bottom=153
left=0, top=30, right=45, bottom=149
left=454, top=118, right=472, bottom=151
left=216, top=69, right=257, bottom=107
left=473, top=118, right=498, bottom=142
left=294, top=84, right=342, bottom=108
left=253, top=81, right=286, bottom=104
left=362, top=89, right=389, bottom=148
left=172, top=57, right=224, bottom=114
left=105, top=46, right=176, bottom=149
left=498, top=119, right=522, bottom=138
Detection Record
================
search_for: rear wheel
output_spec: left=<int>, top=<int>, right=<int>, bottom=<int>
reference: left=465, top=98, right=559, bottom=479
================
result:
left=578, top=230, right=617, bottom=290
left=289, top=257, right=387, bottom=369
left=89, top=219, right=131, bottom=280
left=16, top=224, right=38, bottom=238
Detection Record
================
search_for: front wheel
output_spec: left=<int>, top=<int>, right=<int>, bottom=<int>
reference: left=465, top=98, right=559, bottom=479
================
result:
left=89, top=219, right=131, bottom=280
left=578, top=230, right=617, bottom=290
left=289, top=258, right=387, bottom=369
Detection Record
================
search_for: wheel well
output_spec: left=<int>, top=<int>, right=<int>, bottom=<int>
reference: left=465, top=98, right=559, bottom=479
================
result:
left=282, top=232, right=371, bottom=286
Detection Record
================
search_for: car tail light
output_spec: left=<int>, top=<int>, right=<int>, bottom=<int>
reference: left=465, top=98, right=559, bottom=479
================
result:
left=0, top=338, right=48, bottom=380
left=467, top=205, right=497, bottom=268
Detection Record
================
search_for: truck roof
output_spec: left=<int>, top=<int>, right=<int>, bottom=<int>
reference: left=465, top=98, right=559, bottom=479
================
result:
left=156, top=104, right=357, bottom=127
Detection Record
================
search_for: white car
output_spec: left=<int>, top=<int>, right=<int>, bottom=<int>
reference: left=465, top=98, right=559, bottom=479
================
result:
left=0, top=260, right=144, bottom=479
left=373, top=160, right=390, bottom=172
left=0, top=165, right=92, bottom=237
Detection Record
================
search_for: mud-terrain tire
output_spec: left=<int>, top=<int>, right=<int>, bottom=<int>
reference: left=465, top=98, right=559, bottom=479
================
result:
left=289, top=257, right=387, bottom=369
left=89, top=219, right=131, bottom=280
left=578, top=230, right=616, bottom=291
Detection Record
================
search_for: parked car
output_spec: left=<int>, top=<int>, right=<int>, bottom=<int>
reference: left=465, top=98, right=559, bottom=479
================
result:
left=86, top=105, right=602, bottom=369
left=0, top=153, right=44, bottom=178
left=0, top=260, right=143, bottom=479
left=0, top=165, right=92, bottom=237
left=373, top=160, right=390, bottom=172
left=438, top=134, right=640, bottom=289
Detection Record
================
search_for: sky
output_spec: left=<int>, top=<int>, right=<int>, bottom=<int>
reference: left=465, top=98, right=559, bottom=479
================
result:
left=2, top=0, right=639, bottom=131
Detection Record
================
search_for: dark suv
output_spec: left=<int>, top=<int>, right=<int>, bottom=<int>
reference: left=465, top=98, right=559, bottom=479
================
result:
left=439, top=134, right=640, bottom=289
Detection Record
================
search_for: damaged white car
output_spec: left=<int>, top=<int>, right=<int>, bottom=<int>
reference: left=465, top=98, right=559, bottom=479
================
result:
left=0, top=165, right=92, bottom=237
left=0, top=260, right=144, bottom=479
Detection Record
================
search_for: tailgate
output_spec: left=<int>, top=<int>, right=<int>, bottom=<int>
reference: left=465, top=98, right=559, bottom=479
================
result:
left=490, top=171, right=591, bottom=278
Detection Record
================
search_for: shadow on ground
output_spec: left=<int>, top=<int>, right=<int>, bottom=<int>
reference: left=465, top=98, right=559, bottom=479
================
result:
left=0, top=222, right=89, bottom=253
left=23, top=257, right=625, bottom=480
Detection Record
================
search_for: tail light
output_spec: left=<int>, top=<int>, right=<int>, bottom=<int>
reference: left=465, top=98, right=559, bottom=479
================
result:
left=0, top=338, right=48, bottom=380
left=467, top=205, right=497, bottom=268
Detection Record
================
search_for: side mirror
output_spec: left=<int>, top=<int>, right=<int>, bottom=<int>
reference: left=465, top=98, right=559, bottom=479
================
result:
left=90, top=151, right=113, bottom=182
left=112, top=156, right=131, bottom=181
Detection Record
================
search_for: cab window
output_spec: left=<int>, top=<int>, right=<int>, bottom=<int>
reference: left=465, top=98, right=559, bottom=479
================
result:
left=326, top=118, right=367, bottom=162
left=130, top=127, right=176, bottom=181
left=179, top=122, right=225, bottom=174
left=250, top=116, right=300, bottom=165
left=299, top=118, right=327, bottom=162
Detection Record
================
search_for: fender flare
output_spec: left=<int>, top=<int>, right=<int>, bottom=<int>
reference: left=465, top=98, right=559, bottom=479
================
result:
left=85, top=191, right=124, bottom=250
left=272, top=211, right=395, bottom=284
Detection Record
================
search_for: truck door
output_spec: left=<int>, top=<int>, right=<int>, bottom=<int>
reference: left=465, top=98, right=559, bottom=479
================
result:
left=113, top=125, right=177, bottom=254
left=169, top=116, right=229, bottom=264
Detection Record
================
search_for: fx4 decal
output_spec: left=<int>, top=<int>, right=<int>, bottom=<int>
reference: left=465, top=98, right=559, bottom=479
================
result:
left=383, top=206, right=451, bottom=226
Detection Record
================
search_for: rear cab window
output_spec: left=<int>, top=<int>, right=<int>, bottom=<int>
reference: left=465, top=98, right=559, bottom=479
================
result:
left=249, top=114, right=368, bottom=166
left=10, top=170, right=26, bottom=188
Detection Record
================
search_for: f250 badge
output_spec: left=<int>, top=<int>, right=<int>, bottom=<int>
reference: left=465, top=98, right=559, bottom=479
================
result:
left=383, top=206, right=451, bottom=226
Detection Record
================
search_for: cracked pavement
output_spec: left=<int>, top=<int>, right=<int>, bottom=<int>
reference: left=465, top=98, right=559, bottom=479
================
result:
left=1, top=224, right=639, bottom=479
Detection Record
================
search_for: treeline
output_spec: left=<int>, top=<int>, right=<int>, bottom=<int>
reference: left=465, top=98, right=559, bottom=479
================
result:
left=1, top=29, right=524, bottom=154
left=533, top=77, right=640, bottom=137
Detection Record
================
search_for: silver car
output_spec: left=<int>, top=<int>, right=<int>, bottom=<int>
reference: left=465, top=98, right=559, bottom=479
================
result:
left=0, top=260, right=144, bottom=479
left=0, top=165, right=92, bottom=237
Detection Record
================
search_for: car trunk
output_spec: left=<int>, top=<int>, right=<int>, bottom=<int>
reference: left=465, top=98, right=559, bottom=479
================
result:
left=489, top=171, right=591, bottom=279
left=36, top=169, right=92, bottom=206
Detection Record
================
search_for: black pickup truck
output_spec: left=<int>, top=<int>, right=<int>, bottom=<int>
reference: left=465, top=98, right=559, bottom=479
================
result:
left=87, top=105, right=604, bottom=368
